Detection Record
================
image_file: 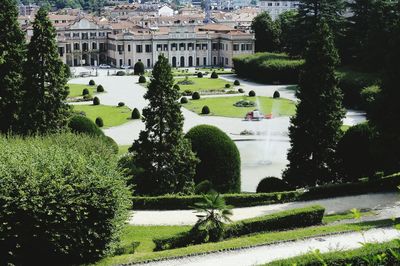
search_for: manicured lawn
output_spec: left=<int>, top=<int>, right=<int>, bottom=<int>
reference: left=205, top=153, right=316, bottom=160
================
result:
left=322, top=209, right=375, bottom=224
left=183, top=96, right=296, bottom=118
left=94, top=219, right=397, bottom=266
left=175, top=77, right=234, bottom=92
left=72, top=105, right=131, bottom=128
left=67, top=83, right=97, bottom=98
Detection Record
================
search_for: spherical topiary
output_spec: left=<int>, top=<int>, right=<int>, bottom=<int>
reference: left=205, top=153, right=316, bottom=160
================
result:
left=192, top=91, right=200, bottom=100
left=173, top=84, right=180, bottom=91
left=93, top=96, right=100, bottom=105
left=273, top=90, right=280, bottom=98
left=118, top=102, right=125, bottom=107
left=234, top=80, right=240, bottom=86
left=116, top=71, right=126, bottom=76
left=180, top=97, right=188, bottom=104
left=225, top=84, right=231, bottom=88
left=210, top=71, right=218, bottom=79
left=0, top=134, right=131, bottom=265
left=256, top=177, right=290, bottom=193
left=97, top=85, right=104, bottom=92
left=131, top=108, right=141, bottom=119
left=95, top=117, right=104, bottom=127
left=238, top=88, right=244, bottom=93
left=134, top=61, right=145, bottom=75
left=68, top=115, right=103, bottom=136
left=248, top=90, right=256, bottom=97
left=194, top=180, right=213, bottom=194
left=201, top=105, right=210, bottom=114
left=138, top=75, right=146, bottom=83
left=186, top=125, right=241, bottom=193
left=197, top=72, right=203, bottom=78
left=89, top=79, right=95, bottom=86
left=82, top=88, right=89, bottom=96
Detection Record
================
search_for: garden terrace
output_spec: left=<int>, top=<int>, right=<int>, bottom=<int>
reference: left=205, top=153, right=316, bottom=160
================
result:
left=72, top=105, right=132, bottom=128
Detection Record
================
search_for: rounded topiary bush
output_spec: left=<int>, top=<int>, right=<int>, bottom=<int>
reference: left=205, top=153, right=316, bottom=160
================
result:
left=93, top=96, right=100, bottom=105
left=234, top=80, right=240, bottom=86
left=225, top=83, right=231, bottom=88
left=0, top=134, right=131, bottom=265
left=210, top=71, right=218, bottom=79
left=186, top=125, right=241, bottom=193
left=138, top=75, right=146, bottom=83
left=248, top=90, right=256, bottom=97
left=118, top=102, right=125, bottom=107
left=174, top=84, right=180, bottom=90
left=82, top=88, right=89, bottom=96
left=131, top=108, right=141, bottom=119
left=95, top=117, right=104, bottom=127
left=256, top=177, right=290, bottom=193
left=97, top=85, right=104, bottom=92
left=238, top=88, right=244, bottom=93
left=197, top=72, right=203, bottom=78
left=89, top=79, right=95, bottom=86
left=116, top=71, right=126, bottom=76
left=273, top=90, right=280, bottom=98
left=134, top=61, right=145, bottom=75
left=194, top=180, right=213, bottom=194
left=68, top=115, right=103, bottom=136
left=180, top=97, right=188, bottom=104
left=192, top=91, right=200, bottom=100
left=201, top=105, right=210, bottom=114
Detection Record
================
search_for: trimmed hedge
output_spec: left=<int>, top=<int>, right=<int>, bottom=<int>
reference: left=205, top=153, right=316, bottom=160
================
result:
left=97, top=85, right=104, bottom=92
left=93, top=97, right=100, bottom=105
left=154, top=205, right=325, bottom=251
left=134, top=61, right=145, bottom=75
left=95, top=117, right=104, bottom=127
left=131, top=108, right=141, bottom=119
left=256, top=177, right=290, bottom=193
left=233, top=53, right=304, bottom=84
left=201, top=105, right=210, bottom=114
left=192, top=91, right=200, bottom=100
left=138, top=75, right=146, bottom=83
left=180, top=97, right=188, bottom=104
left=89, top=79, right=95, bottom=86
left=68, top=115, right=103, bottom=137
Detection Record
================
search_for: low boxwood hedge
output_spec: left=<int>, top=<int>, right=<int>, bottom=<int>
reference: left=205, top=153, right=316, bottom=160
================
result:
left=154, top=205, right=325, bottom=251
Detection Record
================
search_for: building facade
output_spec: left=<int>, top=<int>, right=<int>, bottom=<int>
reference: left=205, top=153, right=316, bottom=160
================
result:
left=258, top=0, right=299, bottom=19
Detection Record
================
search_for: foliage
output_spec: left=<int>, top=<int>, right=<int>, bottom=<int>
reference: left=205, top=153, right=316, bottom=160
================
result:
left=248, top=90, right=256, bottom=97
left=68, top=115, right=103, bottom=136
left=186, top=125, right=241, bottom=193
left=134, top=61, right=145, bottom=75
left=82, top=88, right=89, bottom=95
left=95, top=117, right=104, bottom=127
left=194, top=180, right=214, bottom=194
left=238, top=88, right=244, bottom=93
left=180, top=97, right=188, bottom=104
left=89, top=79, right=95, bottom=86
left=116, top=71, right=126, bottom=76
left=0, top=133, right=131, bottom=265
left=93, top=96, right=100, bottom=105
left=283, top=21, right=345, bottom=187
left=234, top=80, right=240, bottom=86
left=129, top=55, right=198, bottom=195
left=256, top=177, right=290, bottom=193
left=225, top=83, right=231, bottom=88
left=97, top=84, right=104, bottom=92
left=138, top=75, right=146, bottom=83
left=197, top=72, right=203, bottom=78
left=360, top=85, right=380, bottom=113
left=201, top=105, right=210, bottom=114
left=131, top=108, right=141, bottom=119
left=210, top=71, right=218, bottom=79
left=277, top=10, right=302, bottom=56
left=234, top=100, right=255, bottom=107
left=118, top=102, right=125, bottom=107
left=192, top=91, right=200, bottom=100
left=251, top=12, right=281, bottom=52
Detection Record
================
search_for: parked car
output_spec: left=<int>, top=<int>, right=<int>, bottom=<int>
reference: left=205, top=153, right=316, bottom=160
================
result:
left=245, top=110, right=273, bottom=121
left=120, top=64, right=131, bottom=69
left=99, top=64, right=111, bottom=69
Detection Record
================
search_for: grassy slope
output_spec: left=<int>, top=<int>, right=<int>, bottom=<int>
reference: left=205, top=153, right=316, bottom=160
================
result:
left=67, top=84, right=97, bottom=98
left=118, top=145, right=131, bottom=156
left=72, top=105, right=131, bottom=128
left=175, top=77, right=234, bottom=92
left=183, top=96, right=296, bottom=118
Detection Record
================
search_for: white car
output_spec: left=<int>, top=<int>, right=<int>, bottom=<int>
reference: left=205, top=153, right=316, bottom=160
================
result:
left=99, top=64, right=111, bottom=69
left=120, top=64, right=131, bottom=69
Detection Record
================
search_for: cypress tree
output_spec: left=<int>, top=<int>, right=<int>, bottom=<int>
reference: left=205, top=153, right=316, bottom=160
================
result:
left=130, top=54, right=198, bottom=195
left=283, top=21, right=345, bottom=187
left=20, top=7, right=70, bottom=134
left=251, top=12, right=281, bottom=52
left=0, top=0, right=26, bottom=133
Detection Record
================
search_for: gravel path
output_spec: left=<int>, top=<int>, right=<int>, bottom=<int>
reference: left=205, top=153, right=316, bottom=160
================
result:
left=135, top=227, right=400, bottom=266
left=129, top=192, right=400, bottom=225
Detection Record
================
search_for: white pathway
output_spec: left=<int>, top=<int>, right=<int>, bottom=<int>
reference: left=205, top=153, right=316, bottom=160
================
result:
left=129, top=192, right=400, bottom=225
left=135, top=227, right=400, bottom=266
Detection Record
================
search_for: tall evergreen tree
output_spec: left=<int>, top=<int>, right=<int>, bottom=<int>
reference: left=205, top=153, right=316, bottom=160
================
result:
left=251, top=12, right=281, bottom=52
left=277, top=10, right=302, bottom=56
left=283, top=21, right=345, bottom=187
left=20, top=7, right=70, bottom=134
left=130, top=55, right=198, bottom=195
left=0, top=0, right=26, bottom=133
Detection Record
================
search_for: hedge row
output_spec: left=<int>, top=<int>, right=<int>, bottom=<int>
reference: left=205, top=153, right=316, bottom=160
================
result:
left=154, top=205, right=325, bottom=251
left=233, top=53, right=304, bottom=84
left=132, top=173, right=400, bottom=210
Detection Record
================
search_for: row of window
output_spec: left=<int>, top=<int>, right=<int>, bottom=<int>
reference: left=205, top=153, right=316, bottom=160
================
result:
left=64, top=32, right=108, bottom=39
left=66, top=42, right=107, bottom=52
left=233, top=43, right=253, bottom=51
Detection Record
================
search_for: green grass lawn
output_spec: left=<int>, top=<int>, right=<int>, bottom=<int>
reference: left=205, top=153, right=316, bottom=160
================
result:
left=72, top=105, right=131, bottom=128
left=183, top=96, right=296, bottom=118
left=322, top=209, right=375, bottom=224
left=67, top=84, right=97, bottom=98
left=118, top=145, right=131, bottom=155
left=175, top=77, right=234, bottom=92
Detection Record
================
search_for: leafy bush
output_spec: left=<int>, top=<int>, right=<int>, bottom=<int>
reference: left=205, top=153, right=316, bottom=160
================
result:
left=273, top=90, right=280, bottom=98
left=201, top=105, right=210, bottom=114
left=89, top=79, right=95, bottom=86
left=138, top=75, right=146, bottom=83
left=116, top=71, right=126, bottom=76
left=225, top=83, right=231, bottom=88
left=186, top=125, right=241, bottom=193
left=238, top=88, right=244, bottom=93
left=134, top=61, right=145, bottom=75
left=97, top=85, right=104, bottom=92
left=83, top=94, right=93, bottom=101
left=360, top=85, right=380, bottom=112
left=234, top=80, right=240, bottom=86
left=234, top=100, right=255, bottom=107
left=68, top=115, right=103, bottom=136
left=93, top=96, right=100, bottom=105
left=103, top=136, right=119, bottom=154
left=118, top=102, right=125, bottom=107
left=180, top=97, right=188, bottom=104
left=197, top=72, right=203, bottom=78
left=233, top=53, right=304, bottom=84
left=249, top=90, right=256, bottom=97
left=82, top=88, right=89, bottom=96
left=173, top=84, right=180, bottom=90
left=131, top=108, right=141, bottom=119
left=194, top=180, right=214, bottom=194
left=0, top=134, right=131, bottom=265
left=95, top=117, right=104, bottom=127
left=256, top=177, right=290, bottom=193
left=177, top=76, right=194, bottom=85
left=182, top=89, right=192, bottom=96
left=192, top=91, right=200, bottom=100
left=211, top=71, right=218, bottom=79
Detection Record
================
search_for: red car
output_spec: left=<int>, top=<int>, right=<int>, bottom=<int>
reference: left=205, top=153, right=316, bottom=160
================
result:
left=245, top=110, right=273, bottom=121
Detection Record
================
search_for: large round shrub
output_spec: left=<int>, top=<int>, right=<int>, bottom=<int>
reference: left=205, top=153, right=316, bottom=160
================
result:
left=82, top=88, right=89, bottom=96
left=225, top=83, right=231, bottom=88
left=234, top=80, right=240, bottom=86
left=210, top=71, right=218, bottom=79
left=89, top=79, right=95, bottom=86
left=138, top=75, right=146, bottom=83
left=201, top=105, right=210, bottom=114
left=273, top=90, right=280, bottom=98
left=131, top=108, right=141, bottom=119
left=68, top=115, right=103, bottom=136
left=256, top=177, right=290, bottom=193
left=192, top=91, right=200, bottom=100
left=180, top=97, right=188, bottom=104
left=174, top=84, right=180, bottom=90
left=134, top=61, right=145, bottom=75
left=93, top=96, right=100, bottom=105
left=186, top=125, right=241, bottom=193
left=97, top=85, right=105, bottom=92
left=95, top=117, right=104, bottom=127
left=197, top=72, right=203, bottom=78
left=248, top=90, right=256, bottom=97
left=0, top=134, right=131, bottom=265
